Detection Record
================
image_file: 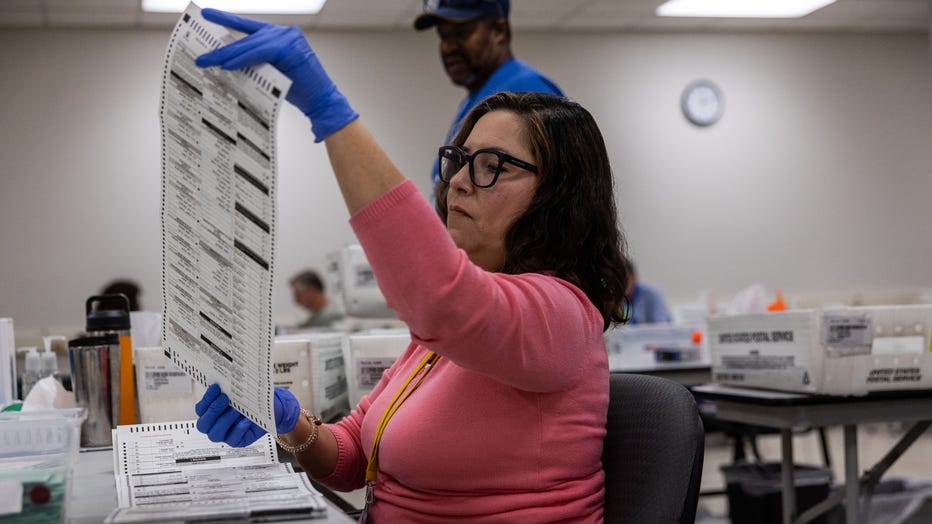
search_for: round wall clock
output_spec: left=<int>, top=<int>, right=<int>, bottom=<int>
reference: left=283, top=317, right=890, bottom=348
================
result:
left=681, top=80, right=724, bottom=127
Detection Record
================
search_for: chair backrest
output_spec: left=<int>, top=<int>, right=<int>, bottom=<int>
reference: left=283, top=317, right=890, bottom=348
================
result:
left=602, top=373, right=705, bottom=524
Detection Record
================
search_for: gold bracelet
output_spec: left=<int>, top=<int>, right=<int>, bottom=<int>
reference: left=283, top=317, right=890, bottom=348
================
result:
left=275, top=408, right=323, bottom=454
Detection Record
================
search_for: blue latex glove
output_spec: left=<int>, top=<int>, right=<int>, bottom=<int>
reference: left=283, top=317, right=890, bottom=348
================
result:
left=195, top=8, right=358, bottom=142
left=194, top=384, right=301, bottom=447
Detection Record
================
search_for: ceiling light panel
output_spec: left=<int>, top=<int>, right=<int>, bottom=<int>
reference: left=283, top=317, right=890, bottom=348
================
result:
left=142, top=0, right=327, bottom=14
left=656, top=0, right=837, bottom=18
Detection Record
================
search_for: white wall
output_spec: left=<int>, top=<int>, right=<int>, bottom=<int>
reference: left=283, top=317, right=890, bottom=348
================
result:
left=0, top=27, right=930, bottom=339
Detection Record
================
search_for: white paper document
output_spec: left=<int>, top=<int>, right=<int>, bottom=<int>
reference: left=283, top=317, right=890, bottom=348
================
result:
left=107, top=421, right=327, bottom=522
left=160, top=2, right=292, bottom=433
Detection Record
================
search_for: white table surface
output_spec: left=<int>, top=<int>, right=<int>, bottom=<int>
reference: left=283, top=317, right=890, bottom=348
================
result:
left=67, top=447, right=356, bottom=523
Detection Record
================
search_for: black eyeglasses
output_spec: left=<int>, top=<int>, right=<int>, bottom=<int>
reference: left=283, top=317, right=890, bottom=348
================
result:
left=438, top=146, right=537, bottom=188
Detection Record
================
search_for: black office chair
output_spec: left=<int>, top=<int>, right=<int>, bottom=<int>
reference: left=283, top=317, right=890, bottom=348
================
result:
left=602, top=372, right=705, bottom=524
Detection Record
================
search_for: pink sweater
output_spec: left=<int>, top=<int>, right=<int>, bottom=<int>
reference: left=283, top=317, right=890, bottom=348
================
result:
left=320, top=181, right=608, bottom=523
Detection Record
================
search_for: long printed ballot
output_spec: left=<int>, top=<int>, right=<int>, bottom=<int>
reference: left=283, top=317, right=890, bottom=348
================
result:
left=160, top=2, right=291, bottom=433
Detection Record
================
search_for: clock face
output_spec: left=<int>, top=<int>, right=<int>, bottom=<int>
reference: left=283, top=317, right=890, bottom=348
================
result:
left=681, top=80, right=723, bottom=126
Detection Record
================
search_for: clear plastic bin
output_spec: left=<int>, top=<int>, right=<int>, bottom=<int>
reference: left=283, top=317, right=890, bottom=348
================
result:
left=0, top=408, right=85, bottom=523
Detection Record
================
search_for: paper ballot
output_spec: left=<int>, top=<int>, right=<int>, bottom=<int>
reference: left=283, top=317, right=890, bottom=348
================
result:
left=160, top=3, right=291, bottom=433
left=107, top=422, right=326, bottom=522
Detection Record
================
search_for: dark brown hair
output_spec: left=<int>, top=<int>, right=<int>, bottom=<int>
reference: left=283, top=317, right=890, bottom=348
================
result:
left=100, top=280, right=141, bottom=312
left=290, top=269, right=325, bottom=293
left=436, top=92, right=629, bottom=329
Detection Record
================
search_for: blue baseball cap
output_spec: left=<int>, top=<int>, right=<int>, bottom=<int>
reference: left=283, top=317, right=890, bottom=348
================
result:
left=414, top=0, right=510, bottom=31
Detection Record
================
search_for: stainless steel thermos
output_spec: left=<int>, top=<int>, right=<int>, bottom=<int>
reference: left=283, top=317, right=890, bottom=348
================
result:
left=68, top=294, right=137, bottom=446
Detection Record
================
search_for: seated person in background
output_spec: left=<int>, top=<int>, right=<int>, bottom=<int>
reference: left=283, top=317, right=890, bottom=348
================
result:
left=624, top=258, right=672, bottom=324
left=289, top=269, right=344, bottom=329
left=192, top=8, right=629, bottom=522
left=99, top=279, right=142, bottom=311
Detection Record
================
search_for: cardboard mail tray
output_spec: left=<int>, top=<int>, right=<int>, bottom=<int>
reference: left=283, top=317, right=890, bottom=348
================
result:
left=708, top=305, right=932, bottom=396
left=273, top=333, right=350, bottom=422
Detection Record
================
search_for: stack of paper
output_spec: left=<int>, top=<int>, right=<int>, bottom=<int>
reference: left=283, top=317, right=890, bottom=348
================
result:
left=107, top=421, right=326, bottom=522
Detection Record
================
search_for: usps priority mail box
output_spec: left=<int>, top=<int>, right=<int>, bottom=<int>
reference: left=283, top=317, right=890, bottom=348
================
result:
left=343, top=330, right=410, bottom=407
left=273, top=333, right=350, bottom=422
left=708, top=305, right=932, bottom=396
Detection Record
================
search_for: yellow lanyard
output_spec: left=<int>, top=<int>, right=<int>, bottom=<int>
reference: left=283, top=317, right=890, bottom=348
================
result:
left=365, top=350, right=439, bottom=484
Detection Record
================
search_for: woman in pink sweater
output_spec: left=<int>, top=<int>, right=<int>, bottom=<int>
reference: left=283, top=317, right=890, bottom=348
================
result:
left=193, top=8, right=630, bottom=523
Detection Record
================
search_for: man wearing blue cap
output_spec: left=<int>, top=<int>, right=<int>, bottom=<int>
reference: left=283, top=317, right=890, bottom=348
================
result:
left=415, top=0, right=564, bottom=188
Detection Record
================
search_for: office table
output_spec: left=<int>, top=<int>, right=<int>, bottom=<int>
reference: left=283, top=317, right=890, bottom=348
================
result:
left=612, top=362, right=711, bottom=386
left=67, top=447, right=356, bottom=523
left=692, top=383, right=932, bottom=524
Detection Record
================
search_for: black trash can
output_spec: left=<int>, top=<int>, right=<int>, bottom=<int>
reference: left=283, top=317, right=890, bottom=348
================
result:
left=722, top=462, right=832, bottom=524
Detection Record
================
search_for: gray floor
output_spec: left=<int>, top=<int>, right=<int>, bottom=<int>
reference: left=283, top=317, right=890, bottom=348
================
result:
left=697, top=423, right=932, bottom=523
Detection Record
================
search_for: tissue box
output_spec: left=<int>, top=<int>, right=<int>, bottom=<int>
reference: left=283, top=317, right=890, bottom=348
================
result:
left=343, top=330, right=410, bottom=407
left=708, top=305, right=932, bottom=396
left=0, top=408, right=85, bottom=522
left=273, top=334, right=350, bottom=422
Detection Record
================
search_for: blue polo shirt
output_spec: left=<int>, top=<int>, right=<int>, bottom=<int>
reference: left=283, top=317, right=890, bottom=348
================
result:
left=431, top=58, right=564, bottom=186
left=628, top=283, right=673, bottom=325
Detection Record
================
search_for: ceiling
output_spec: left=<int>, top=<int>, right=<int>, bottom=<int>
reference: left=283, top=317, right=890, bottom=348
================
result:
left=0, top=0, right=928, bottom=32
